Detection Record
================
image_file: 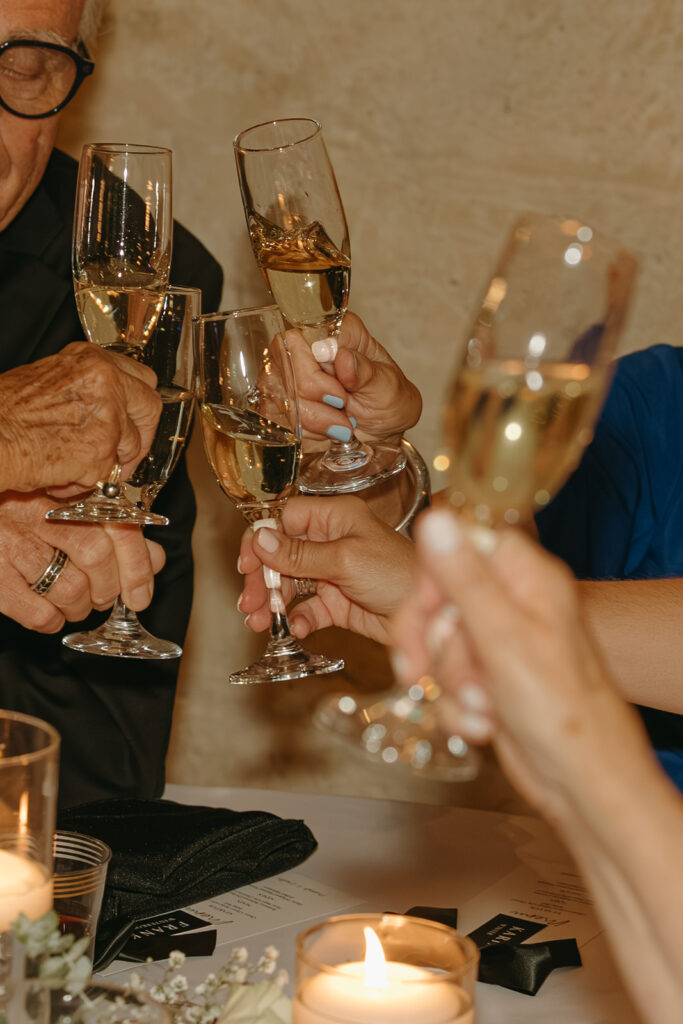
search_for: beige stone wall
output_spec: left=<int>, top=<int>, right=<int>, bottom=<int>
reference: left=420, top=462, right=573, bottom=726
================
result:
left=58, top=0, right=683, bottom=805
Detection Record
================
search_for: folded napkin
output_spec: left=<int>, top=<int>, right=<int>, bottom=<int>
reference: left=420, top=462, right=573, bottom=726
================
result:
left=58, top=798, right=318, bottom=969
left=404, top=906, right=582, bottom=996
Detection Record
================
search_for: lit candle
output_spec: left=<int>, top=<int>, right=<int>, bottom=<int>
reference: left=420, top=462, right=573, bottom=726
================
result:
left=293, top=927, right=473, bottom=1024
left=0, top=849, right=52, bottom=931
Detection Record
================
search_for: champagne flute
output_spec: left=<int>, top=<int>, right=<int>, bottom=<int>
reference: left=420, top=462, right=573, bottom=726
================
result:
left=234, top=118, right=405, bottom=495
left=196, top=304, right=344, bottom=684
left=62, top=287, right=200, bottom=658
left=47, top=142, right=173, bottom=527
left=315, top=214, right=638, bottom=780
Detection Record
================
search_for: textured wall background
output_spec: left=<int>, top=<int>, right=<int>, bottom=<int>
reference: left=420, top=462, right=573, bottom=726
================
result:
left=58, top=0, right=683, bottom=804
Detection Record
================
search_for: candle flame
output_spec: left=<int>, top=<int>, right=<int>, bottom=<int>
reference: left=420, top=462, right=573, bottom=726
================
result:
left=18, top=791, right=28, bottom=836
left=363, top=927, right=388, bottom=989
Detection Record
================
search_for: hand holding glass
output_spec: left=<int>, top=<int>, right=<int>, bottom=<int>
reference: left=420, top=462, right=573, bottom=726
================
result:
left=47, top=142, right=173, bottom=526
left=234, top=118, right=405, bottom=494
left=62, top=286, right=200, bottom=659
left=317, top=214, right=637, bottom=779
left=196, top=305, right=344, bottom=684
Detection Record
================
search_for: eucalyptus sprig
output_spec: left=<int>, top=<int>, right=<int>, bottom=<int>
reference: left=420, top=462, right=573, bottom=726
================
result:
left=12, top=910, right=92, bottom=993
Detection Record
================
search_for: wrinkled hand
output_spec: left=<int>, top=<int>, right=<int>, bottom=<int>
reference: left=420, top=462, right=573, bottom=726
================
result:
left=0, top=492, right=166, bottom=633
left=0, top=342, right=162, bottom=495
left=238, top=495, right=415, bottom=644
left=289, top=312, right=422, bottom=444
left=392, top=510, right=652, bottom=819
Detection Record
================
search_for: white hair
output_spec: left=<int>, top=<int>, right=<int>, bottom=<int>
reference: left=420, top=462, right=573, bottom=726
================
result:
left=78, top=0, right=108, bottom=48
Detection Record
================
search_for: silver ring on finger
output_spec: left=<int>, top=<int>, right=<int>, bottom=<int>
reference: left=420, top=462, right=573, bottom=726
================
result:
left=30, top=548, right=69, bottom=595
left=294, top=577, right=317, bottom=598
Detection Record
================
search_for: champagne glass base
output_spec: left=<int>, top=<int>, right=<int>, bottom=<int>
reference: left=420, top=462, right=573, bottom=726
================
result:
left=298, top=441, right=406, bottom=495
left=230, top=641, right=344, bottom=684
left=314, top=688, right=481, bottom=782
left=62, top=624, right=182, bottom=659
left=46, top=495, right=168, bottom=527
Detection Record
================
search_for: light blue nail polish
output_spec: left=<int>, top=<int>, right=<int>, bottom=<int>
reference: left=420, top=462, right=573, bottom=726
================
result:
left=349, top=416, right=357, bottom=429
left=327, top=424, right=352, bottom=442
left=322, top=393, right=345, bottom=410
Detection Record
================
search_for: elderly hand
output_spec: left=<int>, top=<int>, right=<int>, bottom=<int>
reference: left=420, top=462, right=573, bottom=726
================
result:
left=238, top=495, right=415, bottom=644
left=392, top=510, right=654, bottom=819
left=288, top=312, right=422, bottom=445
left=0, top=492, right=166, bottom=633
left=0, top=342, right=161, bottom=495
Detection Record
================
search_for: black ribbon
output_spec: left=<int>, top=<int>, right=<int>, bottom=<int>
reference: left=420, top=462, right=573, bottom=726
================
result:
left=403, top=907, right=582, bottom=996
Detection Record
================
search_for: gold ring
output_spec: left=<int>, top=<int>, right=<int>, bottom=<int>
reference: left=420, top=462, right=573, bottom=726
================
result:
left=294, top=578, right=317, bottom=598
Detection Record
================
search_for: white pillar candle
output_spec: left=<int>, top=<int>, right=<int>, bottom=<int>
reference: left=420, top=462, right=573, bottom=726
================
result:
left=292, top=962, right=473, bottom=1024
left=0, top=849, right=53, bottom=931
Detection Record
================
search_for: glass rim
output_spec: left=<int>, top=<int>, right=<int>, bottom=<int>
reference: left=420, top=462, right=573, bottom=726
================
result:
left=295, top=912, right=480, bottom=980
left=0, top=708, right=60, bottom=766
left=510, top=210, right=635, bottom=252
left=81, top=142, right=172, bottom=157
left=233, top=117, right=322, bottom=152
left=54, top=829, right=112, bottom=869
left=197, top=303, right=282, bottom=323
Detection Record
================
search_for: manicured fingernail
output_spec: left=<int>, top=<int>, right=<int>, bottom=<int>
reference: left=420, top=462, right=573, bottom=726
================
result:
left=312, top=337, right=338, bottom=362
left=322, top=393, right=345, bottom=409
left=130, top=583, right=153, bottom=608
left=237, top=556, right=245, bottom=574
left=390, top=649, right=410, bottom=681
left=349, top=416, right=357, bottom=429
left=458, top=711, right=493, bottom=742
left=420, top=510, right=462, bottom=555
left=237, top=593, right=245, bottom=612
left=327, top=424, right=352, bottom=442
left=459, top=682, right=491, bottom=714
left=427, top=603, right=460, bottom=656
left=255, top=529, right=279, bottom=552
left=244, top=614, right=252, bottom=628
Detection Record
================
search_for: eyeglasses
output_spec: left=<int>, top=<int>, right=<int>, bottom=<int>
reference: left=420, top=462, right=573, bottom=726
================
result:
left=0, top=39, right=94, bottom=119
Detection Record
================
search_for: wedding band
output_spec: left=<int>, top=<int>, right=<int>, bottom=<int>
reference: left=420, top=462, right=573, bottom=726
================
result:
left=30, top=548, right=69, bottom=595
left=294, top=577, right=317, bottom=598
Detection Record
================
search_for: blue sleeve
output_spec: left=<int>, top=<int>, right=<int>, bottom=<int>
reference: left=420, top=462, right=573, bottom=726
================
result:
left=536, top=345, right=683, bottom=581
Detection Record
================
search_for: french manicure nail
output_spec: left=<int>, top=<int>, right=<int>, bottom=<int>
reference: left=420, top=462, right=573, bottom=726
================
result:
left=256, top=529, right=279, bottom=552
left=312, top=337, right=338, bottom=362
left=420, top=510, right=462, bottom=555
left=327, top=424, right=352, bottom=442
left=237, top=555, right=245, bottom=574
left=458, top=711, right=493, bottom=742
left=459, top=682, right=490, bottom=714
left=236, top=593, right=244, bottom=612
left=322, top=393, right=345, bottom=409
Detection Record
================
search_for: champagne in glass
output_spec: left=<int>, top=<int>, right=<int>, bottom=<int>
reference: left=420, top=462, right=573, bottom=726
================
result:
left=196, top=304, right=344, bottom=684
left=62, top=287, right=199, bottom=659
left=47, top=142, right=173, bottom=526
left=316, top=214, right=638, bottom=780
left=234, top=118, right=405, bottom=495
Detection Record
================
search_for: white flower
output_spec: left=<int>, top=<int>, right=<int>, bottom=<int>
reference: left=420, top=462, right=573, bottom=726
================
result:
left=232, top=967, right=248, bottom=984
left=169, top=949, right=187, bottom=969
left=150, top=984, right=168, bottom=1003
left=129, top=972, right=144, bottom=991
left=264, top=946, right=279, bottom=961
left=170, top=974, right=189, bottom=994
left=217, top=980, right=291, bottom=1024
left=232, top=946, right=249, bottom=965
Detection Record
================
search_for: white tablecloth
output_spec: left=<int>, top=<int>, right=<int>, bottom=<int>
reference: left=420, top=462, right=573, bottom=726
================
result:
left=100, top=784, right=640, bottom=1023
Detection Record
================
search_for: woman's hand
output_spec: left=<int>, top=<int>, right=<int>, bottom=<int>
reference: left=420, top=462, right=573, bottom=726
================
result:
left=0, top=492, right=166, bottom=632
left=238, top=495, right=415, bottom=644
left=288, top=312, right=422, bottom=445
left=392, top=510, right=654, bottom=820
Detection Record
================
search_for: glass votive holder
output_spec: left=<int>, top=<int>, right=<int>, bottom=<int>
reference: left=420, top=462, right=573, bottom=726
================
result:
left=53, top=831, right=112, bottom=960
left=293, top=913, right=479, bottom=1024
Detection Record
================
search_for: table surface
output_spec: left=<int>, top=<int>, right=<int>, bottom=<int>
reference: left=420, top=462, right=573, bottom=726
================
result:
left=100, top=784, right=640, bottom=1023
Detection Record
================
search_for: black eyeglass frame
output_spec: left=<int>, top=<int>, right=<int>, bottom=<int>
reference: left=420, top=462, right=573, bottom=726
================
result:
left=0, top=38, right=95, bottom=120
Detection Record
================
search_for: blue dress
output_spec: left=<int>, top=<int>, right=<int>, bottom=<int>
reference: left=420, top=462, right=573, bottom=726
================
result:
left=536, top=344, right=683, bottom=790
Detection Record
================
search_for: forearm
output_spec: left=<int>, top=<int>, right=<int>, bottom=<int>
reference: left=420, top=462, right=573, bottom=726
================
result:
left=555, top=752, right=683, bottom=1024
left=579, top=579, right=683, bottom=713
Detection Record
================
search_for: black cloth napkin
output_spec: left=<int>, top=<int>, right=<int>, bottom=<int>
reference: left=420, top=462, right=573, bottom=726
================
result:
left=403, top=906, right=582, bottom=996
left=58, top=798, right=318, bottom=970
